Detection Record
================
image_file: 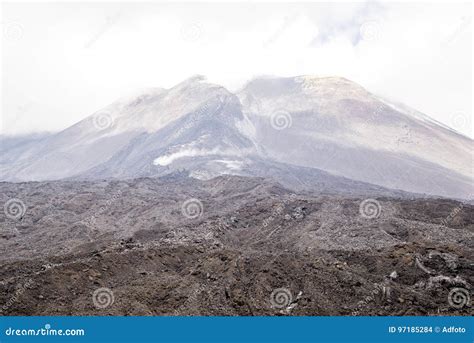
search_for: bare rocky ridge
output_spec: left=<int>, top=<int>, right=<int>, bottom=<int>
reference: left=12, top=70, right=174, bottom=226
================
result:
left=1, top=176, right=472, bottom=316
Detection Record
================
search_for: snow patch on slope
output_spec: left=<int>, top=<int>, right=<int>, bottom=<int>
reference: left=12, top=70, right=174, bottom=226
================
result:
left=153, top=147, right=248, bottom=167
left=214, top=159, right=244, bottom=170
left=153, top=147, right=222, bottom=166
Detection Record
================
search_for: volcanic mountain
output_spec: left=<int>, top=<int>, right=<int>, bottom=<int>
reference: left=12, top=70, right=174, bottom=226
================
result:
left=1, top=75, right=472, bottom=199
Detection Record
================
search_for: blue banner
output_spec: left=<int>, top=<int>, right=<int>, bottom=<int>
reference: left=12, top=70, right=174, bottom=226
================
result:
left=0, top=316, right=472, bottom=343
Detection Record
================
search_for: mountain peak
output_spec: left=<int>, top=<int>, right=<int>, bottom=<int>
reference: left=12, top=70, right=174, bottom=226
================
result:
left=296, top=75, right=371, bottom=98
left=172, top=74, right=207, bottom=88
left=116, top=87, right=166, bottom=106
left=295, top=75, right=356, bottom=86
left=239, top=74, right=371, bottom=103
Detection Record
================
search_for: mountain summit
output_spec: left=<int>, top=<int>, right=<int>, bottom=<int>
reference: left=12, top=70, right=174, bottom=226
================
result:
left=238, top=75, right=472, bottom=199
left=1, top=76, right=472, bottom=199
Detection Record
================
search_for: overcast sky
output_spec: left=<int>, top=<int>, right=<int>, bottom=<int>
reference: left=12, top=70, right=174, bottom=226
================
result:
left=1, top=1, right=472, bottom=137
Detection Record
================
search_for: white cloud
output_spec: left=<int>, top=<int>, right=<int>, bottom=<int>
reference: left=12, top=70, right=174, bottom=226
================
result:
left=1, top=1, right=472, bottom=137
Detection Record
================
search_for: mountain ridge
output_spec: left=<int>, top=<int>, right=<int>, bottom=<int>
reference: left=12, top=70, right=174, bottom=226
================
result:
left=1, top=75, right=472, bottom=200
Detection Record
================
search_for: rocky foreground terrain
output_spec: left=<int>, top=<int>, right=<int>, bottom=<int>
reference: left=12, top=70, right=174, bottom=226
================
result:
left=0, top=175, right=472, bottom=316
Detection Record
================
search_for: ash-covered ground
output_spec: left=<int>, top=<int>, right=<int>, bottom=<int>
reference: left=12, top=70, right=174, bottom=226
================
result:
left=0, top=175, right=472, bottom=316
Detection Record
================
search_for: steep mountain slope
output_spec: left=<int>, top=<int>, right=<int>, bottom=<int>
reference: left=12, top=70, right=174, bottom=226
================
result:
left=1, top=75, right=472, bottom=199
left=1, top=76, right=249, bottom=181
left=79, top=79, right=257, bottom=180
left=238, top=76, right=473, bottom=199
